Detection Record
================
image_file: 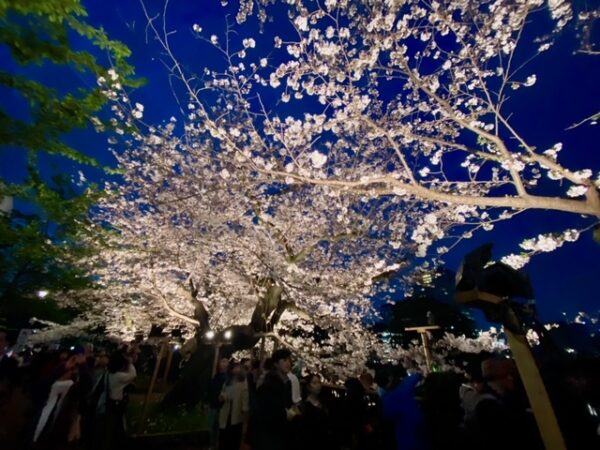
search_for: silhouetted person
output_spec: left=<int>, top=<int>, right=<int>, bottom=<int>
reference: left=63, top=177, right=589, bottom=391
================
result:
left=219, top=361, right=249, bottom=450
left=208, top=357, right=229, bottom=450
left=251, top=349, right=298, bottom=450
left=467, top=358, right=542, bottom=450
left=383, top=371, right=427, bottom=450
left=296, top=374, right=337, bottom=450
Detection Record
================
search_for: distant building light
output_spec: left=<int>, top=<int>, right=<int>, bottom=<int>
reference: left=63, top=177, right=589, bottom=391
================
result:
left=565, top=347, right=576, bottom=354
left=37, top=290, right=49, bottom=299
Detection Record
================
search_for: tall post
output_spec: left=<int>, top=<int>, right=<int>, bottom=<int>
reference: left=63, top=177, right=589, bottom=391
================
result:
left=504, top=319, right=566, bottom=450
left=162, top=345, right=174, bottom=386
left=142, top=340, right=166, bottom=423
left=405, top=325, right=440, bottom=372
left=259, top=336, right=266, bottom=360
left=211, top=343, right=221, bottom=377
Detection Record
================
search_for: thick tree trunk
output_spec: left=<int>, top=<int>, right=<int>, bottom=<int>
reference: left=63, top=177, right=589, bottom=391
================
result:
left=162, top=281, right=285, bottom=409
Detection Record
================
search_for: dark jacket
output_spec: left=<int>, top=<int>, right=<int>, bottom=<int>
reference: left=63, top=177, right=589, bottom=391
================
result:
left=208, top=372, right=227, bottom=409
left=468, top=386, right=543, bottom=450
left=251, top=371, right=290, bottom=450
left=296, top=399, right=337, bottom=450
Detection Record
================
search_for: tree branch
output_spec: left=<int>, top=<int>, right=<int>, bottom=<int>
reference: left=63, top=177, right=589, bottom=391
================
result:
left=259, top=169, right=600, bottom=218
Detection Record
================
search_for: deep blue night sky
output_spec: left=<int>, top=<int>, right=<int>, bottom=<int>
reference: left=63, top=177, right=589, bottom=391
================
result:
left=1, top=1, right=599, bottom=323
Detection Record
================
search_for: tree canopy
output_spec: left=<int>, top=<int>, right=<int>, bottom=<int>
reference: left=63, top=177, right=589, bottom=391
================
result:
left=128, top=0, right=599, bottom=270
left=0, top=0, right=137, bottom=325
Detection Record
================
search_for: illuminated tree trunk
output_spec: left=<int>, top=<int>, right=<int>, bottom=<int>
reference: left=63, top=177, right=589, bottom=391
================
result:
left=162, top=282, right=285, bottom=408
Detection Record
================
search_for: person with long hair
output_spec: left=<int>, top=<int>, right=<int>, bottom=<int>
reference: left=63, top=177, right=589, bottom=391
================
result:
left=103, top=351, right=136, bottom=449
left=295, top=373, right=337, bottom=450
left=32, top=352, right=85, bottom=450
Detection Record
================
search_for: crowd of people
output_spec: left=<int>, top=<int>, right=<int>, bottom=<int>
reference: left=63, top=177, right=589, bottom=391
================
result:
left=207, top=349, right=599, bottom=450
left=1, top=328, right=599, bottom=450
left=0, top=330, right=137, bottom=450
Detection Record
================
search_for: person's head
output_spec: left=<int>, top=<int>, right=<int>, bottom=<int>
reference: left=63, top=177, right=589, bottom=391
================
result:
left=108, top=351, right=128, bottom=374
left=262, top=358, right=273, bottom=372
left=59, top=365, right=78, bottom=381
left=58, top=350, right=69, bottom=362
left=248, top=359, right=261, bottom=379
left=68, top=345, right=87, bottom=366
left=229, top=361, right=244, bottom=381
left=345, top=377, right=364, bottom=397
left=375, top=369, right=396, bottom=391
left=359, top=371, right=374, bottom=389
left=464, top=364, right=485, bottom=391
left=305, top=373, right=322, bottom=397
left=218, top=357, right=230, bottom=373
left=272, top=349, right=292, bottom=376
left=95, top=350, right=110, bottom=368
left=482, top=358, right=518, bottom=396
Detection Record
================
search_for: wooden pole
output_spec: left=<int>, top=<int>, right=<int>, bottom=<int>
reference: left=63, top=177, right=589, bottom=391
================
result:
left=162, top=345, right=174, bottom=386
left=142, top=340, right=166, bottom=422
left=420, top=332, right=432, bottom=372
left=405, top=325, right=440, bottom=372
left=259, top=336, right=265, bottom=361
left=505, top=327, right=566, bottom=450
left=211, top=343, right=221, bottom=377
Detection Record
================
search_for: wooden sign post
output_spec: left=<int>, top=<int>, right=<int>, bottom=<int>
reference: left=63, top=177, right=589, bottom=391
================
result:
left=141, top=340, right=167, bottom=423
left=405, top=325, right=440, bottom=372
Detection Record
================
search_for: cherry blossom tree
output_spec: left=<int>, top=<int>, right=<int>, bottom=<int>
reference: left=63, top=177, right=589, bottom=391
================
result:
left=132, top=0, right=598, bottom=271
left=75, top=86, right=453, bottom=376
left=35, top=0, right=598, bottom=379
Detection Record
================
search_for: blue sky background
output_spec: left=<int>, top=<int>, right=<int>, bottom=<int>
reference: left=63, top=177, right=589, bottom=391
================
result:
left=1, top=0, right=599, bottom=324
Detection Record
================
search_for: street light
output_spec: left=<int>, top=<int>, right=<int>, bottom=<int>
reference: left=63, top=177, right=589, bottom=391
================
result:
left=37, top=290, right=49, bottom=299
left=205, top=330, right=215, bottom=340
left=223, top=329, right=233, bottom=340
